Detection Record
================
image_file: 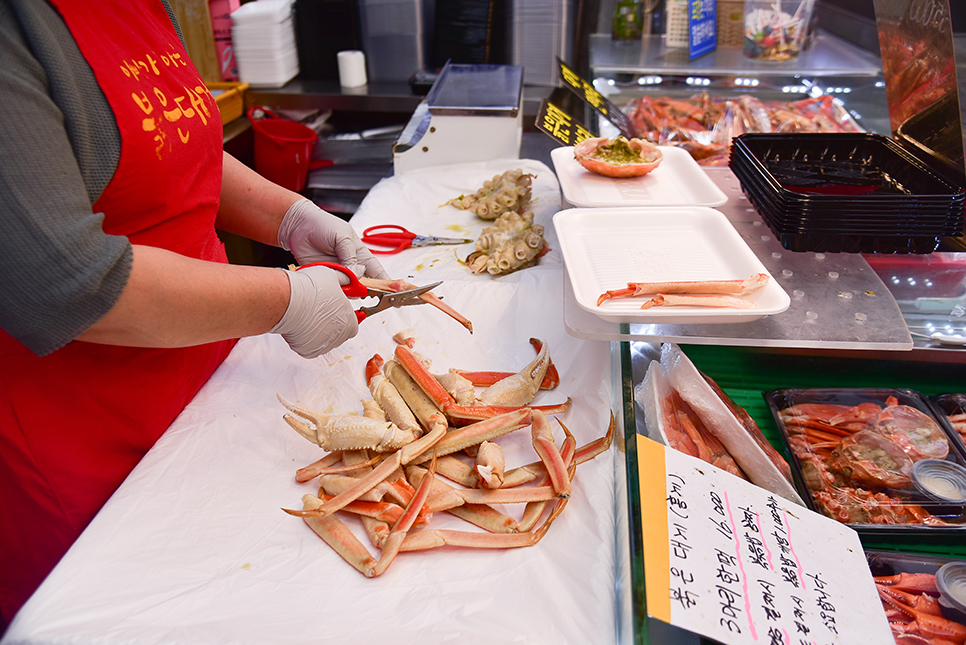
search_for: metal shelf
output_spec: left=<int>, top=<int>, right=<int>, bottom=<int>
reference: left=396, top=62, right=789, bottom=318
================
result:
left=588, top=31, right=883, bottom=78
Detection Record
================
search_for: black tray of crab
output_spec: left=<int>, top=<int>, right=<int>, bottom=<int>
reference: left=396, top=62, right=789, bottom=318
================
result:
left=764, top=387, right=966, bottom=542
left=865, top=549, right=966, bottom=643
left=929, top=393, right=966, bottom=458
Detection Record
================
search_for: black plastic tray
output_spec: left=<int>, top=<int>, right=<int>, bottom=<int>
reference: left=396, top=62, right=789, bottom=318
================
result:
left=764, top=387, right=966, bottom=542
left=734, top=133, right=965, bottom=199
left=930, top=393, right=966, bottom=459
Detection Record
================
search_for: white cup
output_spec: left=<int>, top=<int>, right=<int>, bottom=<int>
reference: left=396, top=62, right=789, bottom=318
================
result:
left=337, top=50, right=367, bottom=88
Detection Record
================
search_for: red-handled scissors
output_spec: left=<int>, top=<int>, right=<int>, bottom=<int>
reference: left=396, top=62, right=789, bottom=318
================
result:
left=297, top=262, right=441, bottom=323
left=362, top=225, right=473, bottom=254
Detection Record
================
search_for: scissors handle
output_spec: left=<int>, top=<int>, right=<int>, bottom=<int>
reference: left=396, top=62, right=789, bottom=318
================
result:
left=362, top=225, right=415, bottom=254
left=296, top=262, right=368, bottom=322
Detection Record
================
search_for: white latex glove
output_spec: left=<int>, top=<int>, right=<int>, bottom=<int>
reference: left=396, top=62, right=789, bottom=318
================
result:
left=270, top=265, right=358, bottom=358
left=277, top=199, right=390, bottom=281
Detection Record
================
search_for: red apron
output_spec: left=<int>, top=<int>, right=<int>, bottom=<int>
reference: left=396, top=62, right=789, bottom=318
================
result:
left=0, top=0, right=235, bottom=620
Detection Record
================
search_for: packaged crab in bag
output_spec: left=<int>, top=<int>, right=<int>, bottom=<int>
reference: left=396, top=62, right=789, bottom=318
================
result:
left=765, top=387, right=966, bottom=539
left=865, top=549, right=966, bottom=644
left=634, top=344, right=804, bottom=505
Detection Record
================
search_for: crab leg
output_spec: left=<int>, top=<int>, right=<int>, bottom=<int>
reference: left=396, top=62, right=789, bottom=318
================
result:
left=400, top=468, right=573, bottom=553
left=360, top=277, right=473, bottom=334
left=303, top=418, right=446, bottom=517
left=407, top=466, right=519, bottom=533
left=295, top=451, right=346, bottom=482
left=370, top=453, right=438, bottom=577
left=878, top=585, right=966, bottom=644
left=383, top=358, right=448, bottom=433
left=518, top=419, right=578, bottom=531
left=414, top=408, right=532, bottom=462
left=299, top=494, right=379, bottom=576
left=531, top=410, right=571, bottom=498
left=394, top=342, right=560, bottom=421
left=597, top=273, right=770, bottom=306
left=366, top=354, right=423, bottom=437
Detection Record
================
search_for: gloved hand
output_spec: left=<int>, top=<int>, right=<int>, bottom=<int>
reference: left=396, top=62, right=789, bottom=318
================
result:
left=270, top=264, right=358, bottom=358
left=278, top=199, right=390, bottom=281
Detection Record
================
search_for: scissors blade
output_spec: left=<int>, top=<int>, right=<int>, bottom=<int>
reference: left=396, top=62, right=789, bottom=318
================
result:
left=360, top=281, right=443, bottom=317
left=409, top=235, right=475, bottom=247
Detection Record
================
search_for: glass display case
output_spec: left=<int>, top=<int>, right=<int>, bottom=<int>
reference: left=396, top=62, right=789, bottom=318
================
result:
left=593, top=10, right=966, bottom=645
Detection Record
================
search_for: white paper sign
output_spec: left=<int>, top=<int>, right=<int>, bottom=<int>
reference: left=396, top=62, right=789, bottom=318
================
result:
left=635, top=435, right=894, bottom=645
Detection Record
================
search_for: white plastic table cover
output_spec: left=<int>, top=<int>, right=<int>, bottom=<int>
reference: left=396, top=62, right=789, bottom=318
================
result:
left=3, top=159, right=620, bottom=645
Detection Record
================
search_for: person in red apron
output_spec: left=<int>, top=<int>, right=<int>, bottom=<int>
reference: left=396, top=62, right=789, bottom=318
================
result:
left=0, top=0, right=387, bottom=626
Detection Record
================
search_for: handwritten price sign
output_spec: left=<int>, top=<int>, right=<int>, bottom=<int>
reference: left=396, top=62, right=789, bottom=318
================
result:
left=635, top=436, right=893, bottom=645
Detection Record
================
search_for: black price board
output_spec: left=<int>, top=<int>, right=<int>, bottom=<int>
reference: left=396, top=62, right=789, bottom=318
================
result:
left=556, top=58, right=636, bottom=139
left=534, top=99, right=595, bottom=148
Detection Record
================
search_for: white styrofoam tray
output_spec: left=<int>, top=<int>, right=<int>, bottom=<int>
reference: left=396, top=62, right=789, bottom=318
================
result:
left=553, top=206, right=791, bottom=324
left=550, top=145, right=728, bottom=208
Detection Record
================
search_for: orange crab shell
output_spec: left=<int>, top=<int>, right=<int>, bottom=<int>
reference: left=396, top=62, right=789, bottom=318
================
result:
left=573, top=136, right=664, bottom=178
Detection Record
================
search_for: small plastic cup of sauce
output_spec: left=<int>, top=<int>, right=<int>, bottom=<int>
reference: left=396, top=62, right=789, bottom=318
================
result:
left=912, top=459, right=966, bottom=504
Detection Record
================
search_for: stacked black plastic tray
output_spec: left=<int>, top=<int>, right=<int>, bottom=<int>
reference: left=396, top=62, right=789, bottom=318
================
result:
left=730, top=133, right=966, bottom=253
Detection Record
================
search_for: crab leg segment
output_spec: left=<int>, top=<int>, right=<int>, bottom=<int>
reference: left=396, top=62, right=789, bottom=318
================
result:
left=597, top=273, right=769, bottom=306
left=366, top=354, right=422, bottom=436
left=360, top=277, right=473, bottom=334
left=415, top=408, right=532, bottom=461
left=383, top=359, right=447, bottom=433
left=300, top=494, right=379, bottom=576
left=370, top=453, right=438, bottom=577
left=531, top=410, right=571, bottom=498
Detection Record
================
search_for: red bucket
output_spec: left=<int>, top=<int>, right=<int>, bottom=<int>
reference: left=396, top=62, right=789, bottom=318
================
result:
left=247, top=106, right=319, bottom=192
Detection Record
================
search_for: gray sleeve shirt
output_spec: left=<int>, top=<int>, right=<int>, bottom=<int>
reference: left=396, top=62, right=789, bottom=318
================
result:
left=0, top=0, right=186, bottom=356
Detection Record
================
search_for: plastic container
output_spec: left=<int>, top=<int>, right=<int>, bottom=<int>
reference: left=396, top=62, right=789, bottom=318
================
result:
left=865, top=550, right=966, bottom=633
left=743, top=0, right=815, bottom=61
left=764, top=387, right=966, bottom=541
left=729, top=132, right=966, bottom=253
left=247, top=106, right=319, bottom=192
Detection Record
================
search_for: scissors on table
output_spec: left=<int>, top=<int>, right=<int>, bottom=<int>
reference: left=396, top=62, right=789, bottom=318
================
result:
left=297, top=262, right=442, bottom=323
left=362, top=225, right=473, bottom=254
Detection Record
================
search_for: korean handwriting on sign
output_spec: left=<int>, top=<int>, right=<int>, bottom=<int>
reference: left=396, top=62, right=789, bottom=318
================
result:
left=671, top=566, right=698, bottom=610
left=768, top=496, right=801, bottom=588
left=667, top=472, right=688, bottom=519
left=807, top=572, right=838, bottom=636
left=122, top=45, right=214, bottom=159
left=709, top=490, right=733, bottom=540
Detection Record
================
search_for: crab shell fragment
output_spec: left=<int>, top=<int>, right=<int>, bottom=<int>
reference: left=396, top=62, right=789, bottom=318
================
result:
left=573, top=136, right=664, bottom=178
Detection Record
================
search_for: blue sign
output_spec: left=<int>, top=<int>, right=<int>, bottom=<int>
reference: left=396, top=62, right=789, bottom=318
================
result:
left=688, top=0, right=717, bottom=59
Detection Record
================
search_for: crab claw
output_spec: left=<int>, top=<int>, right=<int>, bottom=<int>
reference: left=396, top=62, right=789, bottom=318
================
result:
left=278, top=394, right=414, bottom=452
left=479, top=339, right=550, bottom=407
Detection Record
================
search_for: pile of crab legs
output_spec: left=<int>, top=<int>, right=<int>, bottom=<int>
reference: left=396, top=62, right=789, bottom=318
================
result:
left=874, top=572, right=966, bottom=645
left=277, top=336, right=614, bottom=578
